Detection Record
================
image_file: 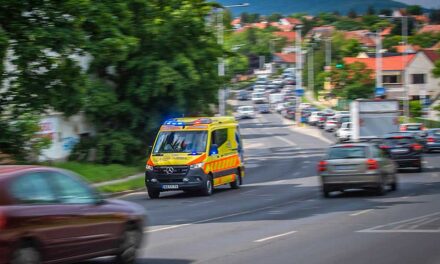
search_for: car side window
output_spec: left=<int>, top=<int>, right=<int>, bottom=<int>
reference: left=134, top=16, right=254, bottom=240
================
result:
left=370, top=146, right=381, bottom=158
left=212, top=129, right=228, bottom=147
left=11, top=172, right=57, bottom=204
left=50, top=172, right=96, bottom=204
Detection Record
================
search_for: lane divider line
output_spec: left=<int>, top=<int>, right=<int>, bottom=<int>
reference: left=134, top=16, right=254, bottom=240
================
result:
left=350, top=209, right=373, bottom=216
left=254, top=231, right=297, bottom=243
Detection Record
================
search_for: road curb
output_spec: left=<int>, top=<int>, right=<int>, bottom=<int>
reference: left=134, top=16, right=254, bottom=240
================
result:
left=103, top=188, right=145, bottom=198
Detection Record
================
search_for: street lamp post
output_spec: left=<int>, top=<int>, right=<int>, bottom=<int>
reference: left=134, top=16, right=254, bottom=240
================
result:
left=379, top=15, right=410, bottom=121
left=217, top=3, right=249, bottom=116
left=295, top=25, right=304, bottom=126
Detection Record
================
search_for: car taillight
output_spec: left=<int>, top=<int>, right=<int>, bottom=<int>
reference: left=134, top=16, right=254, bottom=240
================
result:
left=379, top=145, right=390, bottom=149
left=412, top=143, right=423, bottom=151
left=317, top=161, right=328, bottom=172
left=427, top=137, right=435, bottom=143
left=400, top=126, right=407, bottom=131
left=366, top=159, right=378, bottom=170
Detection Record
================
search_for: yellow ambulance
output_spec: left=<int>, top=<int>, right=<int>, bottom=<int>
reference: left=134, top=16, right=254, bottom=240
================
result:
left=145, top=117, right=245, bottom=199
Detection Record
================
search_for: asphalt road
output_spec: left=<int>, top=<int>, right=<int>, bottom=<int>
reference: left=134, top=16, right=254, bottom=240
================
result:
left=85, top=102, right=440, bottom=264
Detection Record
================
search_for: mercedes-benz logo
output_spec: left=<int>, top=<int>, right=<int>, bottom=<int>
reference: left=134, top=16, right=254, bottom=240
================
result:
left=164, top=167, right=174, bottom=175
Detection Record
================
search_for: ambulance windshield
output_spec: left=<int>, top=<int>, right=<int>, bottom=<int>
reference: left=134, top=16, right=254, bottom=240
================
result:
left=153, top=131, right=208, bottom=154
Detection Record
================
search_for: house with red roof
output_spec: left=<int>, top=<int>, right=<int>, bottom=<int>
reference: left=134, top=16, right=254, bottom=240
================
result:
left=418, top=25, right=440, bottom=34
left=273, top=31, right=296, bottom=44
left=273, top=53, right=296, bottom=68
left=343, top=51, right=439, bottom=100
left=280, top=17, right=302, bottom=28
left=343, top=30, right=376, bottom=49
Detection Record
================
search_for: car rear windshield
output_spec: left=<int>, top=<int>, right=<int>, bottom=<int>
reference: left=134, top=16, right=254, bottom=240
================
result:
left=432, top=130, right=440, bottom=136
left=405, top=125, right=422, bottom=131
left=328, top=146, right=366, bottom=160
left=384, top=137, right=414, bottom=145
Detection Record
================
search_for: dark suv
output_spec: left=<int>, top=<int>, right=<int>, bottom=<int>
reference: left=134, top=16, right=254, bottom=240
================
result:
left=380, top=133, right=424, bottom=172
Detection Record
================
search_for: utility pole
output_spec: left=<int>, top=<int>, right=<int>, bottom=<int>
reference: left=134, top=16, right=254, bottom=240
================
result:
left=402, top=15, right=410, bottom=122
left=295, top=25, right=303, bottom=126
left=216, top=3, right=249, bottom=116
left=325, top=37, right=332, bottom=92
left=375, top=30, right=383, bottom=96
left=308, top=44, right=315, bottom=100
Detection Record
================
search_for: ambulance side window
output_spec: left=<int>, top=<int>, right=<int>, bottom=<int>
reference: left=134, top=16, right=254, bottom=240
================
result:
left=212, top=129, right=228, bottom=147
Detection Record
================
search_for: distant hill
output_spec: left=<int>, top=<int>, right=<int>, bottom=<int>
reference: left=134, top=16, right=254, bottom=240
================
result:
left=216, top=0, right=408, bottom=16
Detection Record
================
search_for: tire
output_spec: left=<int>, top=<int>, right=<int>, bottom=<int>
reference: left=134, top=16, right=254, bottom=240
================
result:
left=230, top=170, right=242, bottom=189
left=322, top=185, right=331, bottom=198
left=375, top=177, right=387, bottom=196
left=147, top=188, right=160, bottom=199
left=116, top=229, right=142, bottom=264
left=389, top=174, right=398, bottom=191
left=200, top=175, right=213, bottom=196
left=11, top=246, right=41, bottom=264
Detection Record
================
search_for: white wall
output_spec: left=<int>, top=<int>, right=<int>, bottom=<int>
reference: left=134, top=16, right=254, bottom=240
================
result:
left=406, top=52, right=438, bottom=98
left=39, top=112, right=95, bottom=161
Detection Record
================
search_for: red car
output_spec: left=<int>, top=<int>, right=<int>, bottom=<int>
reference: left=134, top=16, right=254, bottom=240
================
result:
left=0, top=166, right=146, bottom=264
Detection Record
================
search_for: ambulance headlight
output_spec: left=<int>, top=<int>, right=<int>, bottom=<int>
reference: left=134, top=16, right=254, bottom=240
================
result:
left=190, top=163, right=204, bottom=169
left=146, top=165, right=154, bottom=171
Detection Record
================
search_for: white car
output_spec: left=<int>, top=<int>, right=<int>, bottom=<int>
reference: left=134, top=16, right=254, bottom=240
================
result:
left=309, top=111, right=323, bottom=126
left=236, top=105, right=255, bottom=119
left=324, top=117, right=338, bottom=132
left=299, top=103, right=312, bottom=109
left=275, top=102, right=291, bottom=113
left=251, top=92, right=267, bottom=104
left=336, top=122, right=352, bottom=142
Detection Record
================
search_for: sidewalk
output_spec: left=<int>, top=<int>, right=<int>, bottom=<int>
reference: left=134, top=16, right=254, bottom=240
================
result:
left=92, top=172, right=144, bottom=188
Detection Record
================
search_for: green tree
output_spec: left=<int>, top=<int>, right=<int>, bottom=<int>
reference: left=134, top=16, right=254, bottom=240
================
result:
left=407, top=5, right=422, bottom=15
left=0, top=0, right=89, bottom=161
left=331, top=62, right=375, bottom=100
left=267, top=13, right=283, bottom=22
left=409, top=100, right=422, bottom=117
left=347, top=9, right=358, bottom=19
left=366, top=5, right=376, bottom=15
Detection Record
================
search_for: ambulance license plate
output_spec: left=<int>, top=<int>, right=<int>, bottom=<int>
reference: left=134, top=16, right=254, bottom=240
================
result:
left=162, top=185, right=179, bottom=190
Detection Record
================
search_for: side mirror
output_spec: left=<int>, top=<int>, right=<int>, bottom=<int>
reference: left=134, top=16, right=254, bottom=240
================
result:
left=209, top=144, right=219, bottom=156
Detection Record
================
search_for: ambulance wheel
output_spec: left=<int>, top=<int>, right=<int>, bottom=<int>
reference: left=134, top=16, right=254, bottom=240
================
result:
left=230, top=170, right=242, bottom=189
left=147, top=188, right=160, bottom=199
left=200, top=175, right=213, bottom=196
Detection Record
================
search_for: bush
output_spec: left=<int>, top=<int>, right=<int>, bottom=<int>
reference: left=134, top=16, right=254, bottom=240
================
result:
left=409, top=100, right=422, bottom=118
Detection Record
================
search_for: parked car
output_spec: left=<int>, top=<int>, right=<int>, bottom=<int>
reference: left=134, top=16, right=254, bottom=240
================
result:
left=324, top=117, right=338, bottom=132
left=236, top=105, right=255, bottom=119
left=318, top=142, right=397, bottom=197
left=335, top=122, right=352, bottom=142
left=309, top=111, right=324, bottom=126
left=335, top=115, right=350, bottom=128
left=318, top=113, right=334, bottom=129
left=282, top=106, right=296, bottom=120
left=251, top=92, right=267, bottom=104
left=380, top=132, right=424, bottom=172
left=0, top=165, right=146, bottom=264
left=424, top=128, right=440, bottom=153
left=237, top=90, right=249, bottom=101
left=258, top=104, right=271, bottom=114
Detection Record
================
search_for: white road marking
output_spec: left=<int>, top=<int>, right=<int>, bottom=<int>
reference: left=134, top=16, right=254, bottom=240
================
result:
left=254, top=231, right=297, bottom=243
left=350, top=209, right=373, bottom=216
left=275, top=135, right=297, bottom=146
left=357, top=212, right=440, bottom=233
left=358, top=229, right=440, bottom=233
left=145, top=200, right=301, bottom=233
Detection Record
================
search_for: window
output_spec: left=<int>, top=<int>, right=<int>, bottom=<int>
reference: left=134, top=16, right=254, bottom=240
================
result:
left=212, top=129, right=228, bottom=147
left=153, top=131, right=208, bottom=154
left=328, top=147, right=366, bottom=160
left=370, top=147, right=381, bottom=158
left=11, top=173, right=57, bottom=204
left=50, top=172, right=96, bottom=204
left=412, top=74, right=425, bottom=84
left=382, top=75, right=400, bottom=84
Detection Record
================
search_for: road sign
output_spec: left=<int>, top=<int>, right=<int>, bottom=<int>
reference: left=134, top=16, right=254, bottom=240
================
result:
left=375, top=87, right=385, bottom=96
left=295, top=88, right=304, bottom=97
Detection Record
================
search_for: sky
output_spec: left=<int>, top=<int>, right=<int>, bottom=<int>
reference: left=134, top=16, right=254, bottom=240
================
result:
left=396, top=0, right=440, bottom=9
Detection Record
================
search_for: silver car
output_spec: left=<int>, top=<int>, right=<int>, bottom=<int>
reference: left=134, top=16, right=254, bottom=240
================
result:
left=318, top=143, right=397, bottom=197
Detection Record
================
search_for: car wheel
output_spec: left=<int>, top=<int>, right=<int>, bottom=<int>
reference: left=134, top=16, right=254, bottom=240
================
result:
left=322, top=185, right=331, bottom=198
left=147, top=188, right=160, bottom=199
left=375, top=177, right=387, bottom=196
left=230, top=170, right=242, bottom=189
left=11, top=246, right=41, bottom=264
left=200, top=175, right=213, bottom=196
left=116, top=228, right=142, bottom=264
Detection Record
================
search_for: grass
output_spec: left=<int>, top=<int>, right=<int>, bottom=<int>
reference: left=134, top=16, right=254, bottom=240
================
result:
left=97, top=177, right=145, bottom=193
left=47, top=162, right=143, bottom=183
